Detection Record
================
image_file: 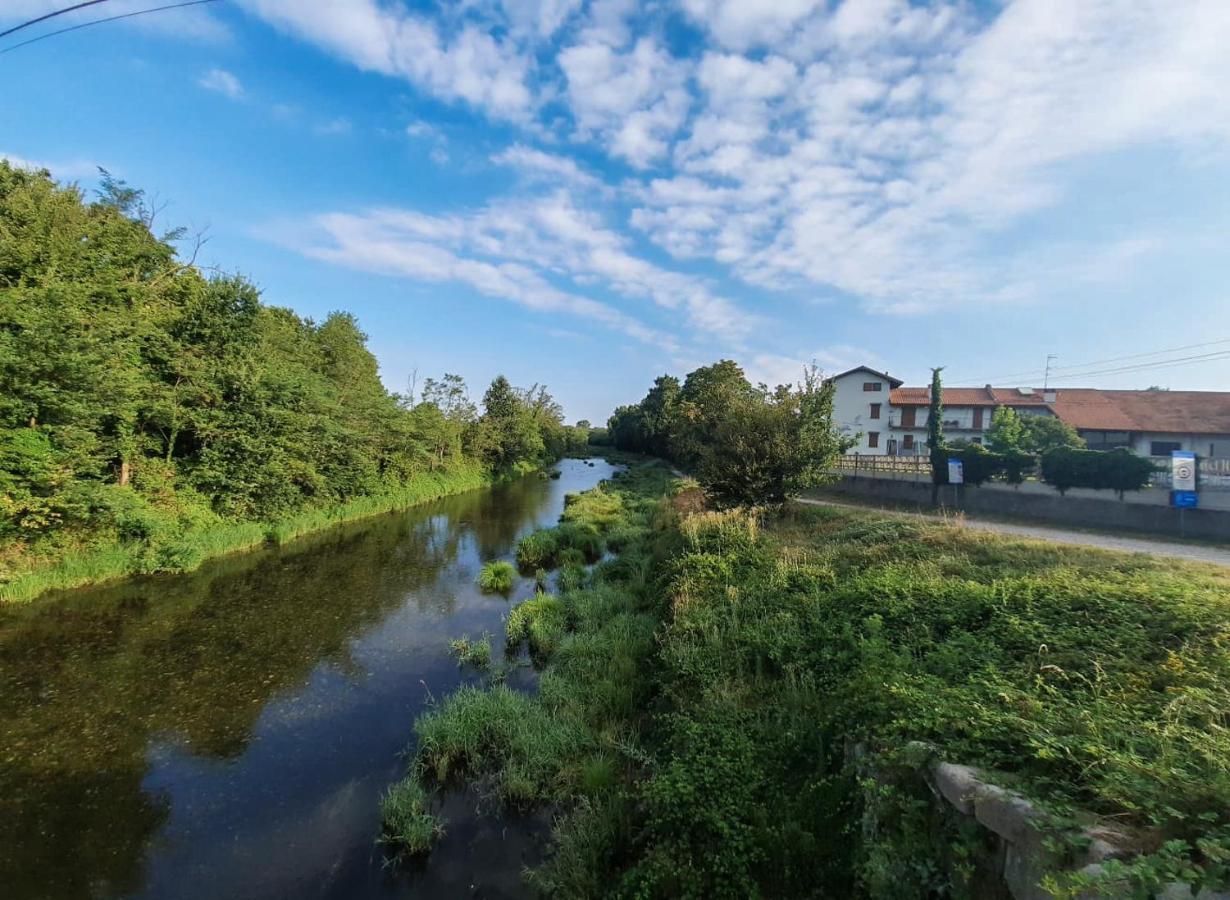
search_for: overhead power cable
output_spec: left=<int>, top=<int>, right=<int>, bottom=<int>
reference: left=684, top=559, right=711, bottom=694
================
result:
left=0, top=0, right=219, bottom=55
left=0, top=0, right=112, bottom=39
left=950, top=336, right=1230, bottom=386
left=1042, top=350, right=1230, bottom=383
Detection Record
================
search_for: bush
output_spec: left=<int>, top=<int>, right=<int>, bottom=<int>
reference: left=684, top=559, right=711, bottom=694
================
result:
left=1041, top=447, right=1157, bottom=497
left=380, top=778, right=443, bottom=856
left=477, top=560, right=517, bottom=593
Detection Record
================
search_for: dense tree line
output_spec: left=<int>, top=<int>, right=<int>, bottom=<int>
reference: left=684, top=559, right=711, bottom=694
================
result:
left=0, top=162, right=581, bottom=558
left=606, top=359, right=850, bottom=505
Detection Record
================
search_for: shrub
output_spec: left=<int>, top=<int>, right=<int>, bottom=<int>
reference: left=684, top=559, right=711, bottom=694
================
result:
left=1041, top=447, right=1157, bottom=497
left=380, top=778, right=443, bottom=856
left=477, top=560, right=516, bottom=593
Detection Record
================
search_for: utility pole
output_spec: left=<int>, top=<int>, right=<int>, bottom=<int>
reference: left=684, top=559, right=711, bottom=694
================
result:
left=1043, top=354, right=1058, bottom=390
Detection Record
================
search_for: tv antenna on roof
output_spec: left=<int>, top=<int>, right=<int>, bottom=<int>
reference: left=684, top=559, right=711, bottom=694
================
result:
left=1043, top=354, right=1058, bottom=391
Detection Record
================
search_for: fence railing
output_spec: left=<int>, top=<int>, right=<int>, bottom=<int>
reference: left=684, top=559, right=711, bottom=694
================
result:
left=833, top=453, right=1230, bottom=489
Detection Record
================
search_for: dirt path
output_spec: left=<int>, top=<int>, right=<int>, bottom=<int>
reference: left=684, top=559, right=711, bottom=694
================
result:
left=796, top=497, right=1230, bottom=568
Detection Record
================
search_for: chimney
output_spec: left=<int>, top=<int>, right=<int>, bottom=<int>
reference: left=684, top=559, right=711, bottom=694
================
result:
left=1043, top=390, right=1057, bottom=403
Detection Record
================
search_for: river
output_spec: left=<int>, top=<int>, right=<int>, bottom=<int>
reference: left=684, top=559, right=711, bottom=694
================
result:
left=0, top=457, right=620, bottom=899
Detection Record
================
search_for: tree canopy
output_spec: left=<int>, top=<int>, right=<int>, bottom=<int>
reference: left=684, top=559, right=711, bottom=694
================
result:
left=0, top=162, right=569, bottom=562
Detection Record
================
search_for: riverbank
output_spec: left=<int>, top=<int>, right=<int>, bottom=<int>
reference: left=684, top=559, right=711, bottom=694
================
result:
left=391, top=474, right=1230, bottom=897
left=0, top=462, right=498, bottom=603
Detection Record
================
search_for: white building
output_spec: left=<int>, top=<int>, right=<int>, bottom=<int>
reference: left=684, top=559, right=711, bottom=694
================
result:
left=831, top=365, right=1230, bottom=459
left=827, top=366, right=902, bottom=454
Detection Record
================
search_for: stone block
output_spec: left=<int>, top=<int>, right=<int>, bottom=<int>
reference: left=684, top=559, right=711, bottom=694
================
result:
left=932, top=762, right=984, bottom=815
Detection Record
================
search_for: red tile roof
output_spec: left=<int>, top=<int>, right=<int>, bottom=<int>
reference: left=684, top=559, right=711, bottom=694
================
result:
left=1047, top=389, right=1230, bottom=435
left=890, top=385, right=1230, bottom=434
left=890, top=386, right=1049, bottom=407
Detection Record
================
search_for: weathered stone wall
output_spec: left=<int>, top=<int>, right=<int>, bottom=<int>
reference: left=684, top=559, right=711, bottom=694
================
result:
left=925, top=758, right=1228, bottom=899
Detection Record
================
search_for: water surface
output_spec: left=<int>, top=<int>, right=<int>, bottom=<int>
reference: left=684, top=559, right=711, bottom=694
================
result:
left=0, top=458, right=619, bottom=899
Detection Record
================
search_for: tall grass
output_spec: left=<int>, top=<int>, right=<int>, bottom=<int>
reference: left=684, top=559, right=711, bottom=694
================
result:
left=380, top=778, right=443, bottom=857
left=477, top=561, right=516, bottom=594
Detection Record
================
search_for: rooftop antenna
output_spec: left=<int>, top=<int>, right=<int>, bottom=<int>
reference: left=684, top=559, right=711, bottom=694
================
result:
left=1043, top=354, right=1058, bottom=391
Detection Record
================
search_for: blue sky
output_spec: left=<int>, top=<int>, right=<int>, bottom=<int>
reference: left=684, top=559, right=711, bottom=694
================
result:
left=3, top=0, right=1229, bottom=423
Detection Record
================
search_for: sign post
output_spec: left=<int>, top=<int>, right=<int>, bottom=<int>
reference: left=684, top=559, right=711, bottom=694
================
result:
left=947, top=458, right=964, bottom=509
left=1170, top=451, right=1198, bottom=508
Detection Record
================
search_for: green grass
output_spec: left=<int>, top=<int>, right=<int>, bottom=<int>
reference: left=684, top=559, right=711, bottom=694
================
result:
left=1, top=462, right=492, bottom=603
left=380, top=777, right=444, bottom=856
left=506, top=593, right=567, bottom=663
left=477, top=560, right=517, bottom=594
left=448, top=633, right=492, bottom=669
left=515, top=529, right=561, bottom=570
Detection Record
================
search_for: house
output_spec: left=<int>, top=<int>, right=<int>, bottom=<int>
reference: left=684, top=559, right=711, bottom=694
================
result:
left=1046, top=389, right=1230, bottom=458
left=826, top=366, right=903, bottom=454
left=831, top=364, right=1230, bottom=459
left=887, top=385, right=1054, bottom=456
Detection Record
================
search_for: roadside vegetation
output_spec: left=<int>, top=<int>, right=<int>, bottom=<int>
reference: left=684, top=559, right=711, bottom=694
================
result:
left=0, top=162, right=589, bottom=601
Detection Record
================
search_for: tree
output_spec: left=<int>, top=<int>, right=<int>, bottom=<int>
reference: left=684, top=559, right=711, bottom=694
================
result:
left=680, top=366, right=851, bottom=506
left=673, top=360, right=754, bottom=467
left=985, top=406, right=1025, bottom=452
left=927, top=367, right=946, bottom=502
left=1021, top=415, right=1084, bottom=454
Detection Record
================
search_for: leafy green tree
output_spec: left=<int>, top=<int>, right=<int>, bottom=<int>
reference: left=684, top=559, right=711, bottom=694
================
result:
left=673, top=360, right=754, bottom=467
left=985, top=406, right=1025, bottom=452
left=1021, top=415, right=1085, bottom=454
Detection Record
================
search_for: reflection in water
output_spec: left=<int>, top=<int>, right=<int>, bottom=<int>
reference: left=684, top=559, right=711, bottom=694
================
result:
left=0, top=459, right=617, bottom=899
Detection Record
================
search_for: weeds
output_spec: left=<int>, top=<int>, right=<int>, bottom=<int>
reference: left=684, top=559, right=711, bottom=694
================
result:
left=380, top=778, right=443, bottom=857
left=506, top=593, right=567, bottom=663
left=448, top=634, right=492, bottom=669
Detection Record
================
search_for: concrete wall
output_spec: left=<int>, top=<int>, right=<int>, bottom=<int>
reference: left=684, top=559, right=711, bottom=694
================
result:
left=821, top=475, right=1230, bottom=541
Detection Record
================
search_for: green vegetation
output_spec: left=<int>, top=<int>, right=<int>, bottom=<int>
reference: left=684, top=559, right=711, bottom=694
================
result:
left=448, top=633, right=492, bottom=669
left=505, top=593, right=567, bottom=663
left=477, top=560, right=516, bottom=594
left=0, top=162, right=587, bottom=601
left=1041, top=445, right=1159, bottom=497
left=380, top=778, right=443, bottom=857
left=607, top=360, right=850, bottom=505
left=987, top=405, right=1085, bottom=454
left=396, top=453, right=1230, bottom=896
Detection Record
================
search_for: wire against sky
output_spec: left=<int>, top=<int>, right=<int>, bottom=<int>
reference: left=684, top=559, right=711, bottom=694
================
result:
left=949, top=337, right=1230, bottom=386
left=0, top=0, right=220, bottom=55
left=0, top=1, right=113, bottom=39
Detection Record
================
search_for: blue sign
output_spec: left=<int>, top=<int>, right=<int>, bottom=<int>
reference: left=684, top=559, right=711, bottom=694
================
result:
left=1172, top=490, right=1199, bottom=509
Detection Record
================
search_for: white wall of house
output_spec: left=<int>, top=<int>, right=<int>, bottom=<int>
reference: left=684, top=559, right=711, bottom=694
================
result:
left=831, top=371, right=892, bottom=454
left=1128, top=433, right=1230, bottom=459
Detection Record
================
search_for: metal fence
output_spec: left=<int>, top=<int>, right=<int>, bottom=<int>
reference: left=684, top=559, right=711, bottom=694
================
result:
left=832, top=453, right=1230, bottom=490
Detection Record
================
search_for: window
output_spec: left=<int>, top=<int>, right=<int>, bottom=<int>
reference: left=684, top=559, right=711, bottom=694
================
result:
left=900, top=407, right=916, bottom=428
left=863, top=382, right=882, bottom=392
left=869, top=403, right=881, bottom=420
left=902, top=434, right=914, bottom=450
left=1151, top=441, right=1182, bottom=456
left=972, top=408, right=984, bottom=430
left=972, top=437, right=983, bottom=445
left=867, top=431, right=880, bottom=448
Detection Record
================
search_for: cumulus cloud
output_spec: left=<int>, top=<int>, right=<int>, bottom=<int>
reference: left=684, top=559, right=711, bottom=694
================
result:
left=198, top=68, right=244, bottom=100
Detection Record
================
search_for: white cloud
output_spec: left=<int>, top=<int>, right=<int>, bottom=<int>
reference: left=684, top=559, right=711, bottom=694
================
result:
left=313, top=117, right=352, bottom=136
left=630, top=0, right=1230, bottom=313
left=235, top=0, right=534, bottom=120
left=491, top=143, right=605, bottom=191
left=285, top=207, right=677, bottom=352
left=745, top=345, right=889, bottom=389
left=198, top=68, right=244, bottom=100
left=1, top=151, right=100, bottom=180
left=558, top=37, right=692, bottom=167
